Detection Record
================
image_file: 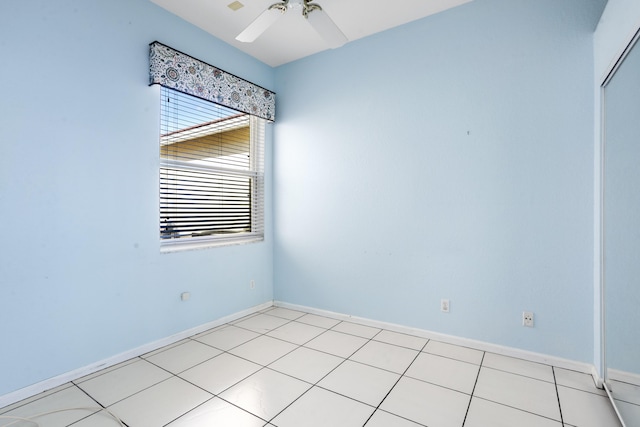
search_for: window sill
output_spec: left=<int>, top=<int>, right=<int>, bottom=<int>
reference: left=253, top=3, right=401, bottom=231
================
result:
left=160, top=235, right=264, bottom=253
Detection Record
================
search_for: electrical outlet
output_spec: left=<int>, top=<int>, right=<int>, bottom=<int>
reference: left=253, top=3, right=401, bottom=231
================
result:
left=522, top=311, right=534, bottom=327
left=250, top=280, right=255, bottom=289
left=181, top=292, right=190, bottom=301
left=441, top=299, right=450, bottom=313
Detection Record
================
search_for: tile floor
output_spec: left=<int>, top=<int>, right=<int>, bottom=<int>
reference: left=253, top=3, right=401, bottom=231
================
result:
left=0, top=306, right=625, bottom=427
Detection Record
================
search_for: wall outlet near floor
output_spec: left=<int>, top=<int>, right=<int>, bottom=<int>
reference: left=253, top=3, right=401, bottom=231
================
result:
left=522, top=311, right=534, bottom=327
left=441, top=299, right=450, bottom=313
left=180, top=292, right=190, bottom=301
left=250, top=280, right=255, bottom=290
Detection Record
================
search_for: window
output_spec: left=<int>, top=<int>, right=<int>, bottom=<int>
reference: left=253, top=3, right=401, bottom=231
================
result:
left=159, top=86, right=265, bottom=249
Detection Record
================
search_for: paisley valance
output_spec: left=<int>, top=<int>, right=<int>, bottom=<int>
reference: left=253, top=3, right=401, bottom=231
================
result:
left=149, top=41, right=275, bottom=121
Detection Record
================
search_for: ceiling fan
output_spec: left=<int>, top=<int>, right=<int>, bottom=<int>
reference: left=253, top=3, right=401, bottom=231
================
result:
left=236, top=0, right=348, bottom=48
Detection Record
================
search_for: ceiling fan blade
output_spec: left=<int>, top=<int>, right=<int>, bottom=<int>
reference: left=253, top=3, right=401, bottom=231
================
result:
left=306, top=8, right=347, bottom=49
left=236, top=7, right=284, bottom=43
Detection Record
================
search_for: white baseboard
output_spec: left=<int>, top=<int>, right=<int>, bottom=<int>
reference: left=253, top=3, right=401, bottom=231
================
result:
left=275, top=300, right=599, bottom=381
left=0, top=301, right=273, bottom=409
left=608, top=368, right=640, bottom=387
left=592, top=365, right=605, bottom=389
left=3, top=299, right=602, bottom=410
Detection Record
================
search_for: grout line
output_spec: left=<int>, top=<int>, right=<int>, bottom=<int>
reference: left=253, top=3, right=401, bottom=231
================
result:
left=418, top=350, right=483, bottom=368
left=478, top=364, right=556, bottom=385
left=0, top=384, right=76, bottom=416
left=265, top=325, right=380, bottom=425
left=465, top=357, right=564, bottom=425
left=469, top=396, right=568, bottom=424
left=362, top=339, right=431, bottom=426
left=72, top=358, right=142, bottom=385
left=158, top=395, right=218, bottom=427
left=294, top=313, right=342, bottom=329
left=163, top=395, right=270, bottom=427
left=79, top=373, right=174, bottom=409
left=461, top=351, right=485, bottom=426
left=552, top=366, right=566, bottom=426
left=52, top=385, right=109, bottom=427
left=171, top=355, right=256, bottom=403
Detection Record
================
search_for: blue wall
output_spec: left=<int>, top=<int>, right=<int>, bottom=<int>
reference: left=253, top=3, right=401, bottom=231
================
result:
left=592, top=0, right=640, bottom=376
left=0, top=0, right=615, bottom=399
left=0, top=0, right=275, bottom=396
left=273, top=0, right=605, bottom=363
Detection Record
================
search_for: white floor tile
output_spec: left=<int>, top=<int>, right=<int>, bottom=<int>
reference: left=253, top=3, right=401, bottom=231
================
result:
left=2, top=307, right=623, bottom=427
left=270, top=387, right=374, bottom=427
left=167, top=397, right=267, bottom=427
left=610, top=379, right=640, bottom=405
left=71, top=409, right=129, bottom=427
left=193, top=325, right=260, bottom=350
left=405, top=352, right=480, bottom=394
left=474, top=367, right=561, bottom=420
left=331, top=321, right=381, bottom=339
left=372, top=330, right=428, bottom=351
left=365, top=410, right=423, bottom=427
left=318, top=360, right=400, bottom=406
left=266, top=321, right=326, bottom=345
left=268, top=346, right=344, bottom=384
left=295, top=313, right=341, bottom=329
left=180, top=353, right=261, bottom=394
left=0, top=386, right=99, bottom=427
left=76, top=359, right=172, bottom=406
left=423, top=340, right=484, bottom=365
left=73, top=358, right=139, bottom=384
left=350, top=340, right=419, bottom=374
left=229, top=335, right=298, bottom=365
left=264, top=307, right=306, bottom=320
left=0, top=383, right=74, bottom=414
left=304, top=330, right=369, bottom=358
left=558, top=385, right=622, bottom=427
left=380, top=376, right=470, bottom=427
left=615, top=399, right=640, bottom=425
left=219, top=368, right=311, bottom=420
left=234, top=314, right=291, bottom=333
left=464, top=397, right=561, bottom=427
left=189, top=323, right=227, bottom=340
left=145, top=339, right=222, bottom=374
left=108, top=377, right=211, bottom=427
left=482, top=352, right=554, bottom=383
left=141, top=338, right=189, bottom=359
left=554, top=368, right=605, bottom=396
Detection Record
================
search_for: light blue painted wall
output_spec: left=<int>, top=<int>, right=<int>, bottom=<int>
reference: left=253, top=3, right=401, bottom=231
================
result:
left=592, top=0, right=640, bottom=377
left=0, top=0, right=275, bottom=396
left=273, top=0, right=605, bottom=363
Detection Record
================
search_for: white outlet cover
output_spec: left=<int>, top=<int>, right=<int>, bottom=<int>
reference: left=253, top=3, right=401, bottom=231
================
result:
left=441, top=299, right=450, bottom=313
left=522, top=311, right=534, bottom=327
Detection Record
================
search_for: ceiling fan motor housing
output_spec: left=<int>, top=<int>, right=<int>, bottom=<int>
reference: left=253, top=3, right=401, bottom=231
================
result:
left=268, top=0, right=323, bottom=17
left=238, top=0, right=346, bottom=48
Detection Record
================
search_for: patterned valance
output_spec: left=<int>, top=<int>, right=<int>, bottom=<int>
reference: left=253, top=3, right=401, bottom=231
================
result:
left=149, top=41, right=275, bottom=121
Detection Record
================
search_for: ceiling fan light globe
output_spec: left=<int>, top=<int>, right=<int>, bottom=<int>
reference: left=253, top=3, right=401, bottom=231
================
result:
left=287, top=0, right=304, bottom=10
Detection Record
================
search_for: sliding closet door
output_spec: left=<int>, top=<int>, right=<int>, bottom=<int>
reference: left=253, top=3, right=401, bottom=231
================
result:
left=603, top=31, right=640, bottom=426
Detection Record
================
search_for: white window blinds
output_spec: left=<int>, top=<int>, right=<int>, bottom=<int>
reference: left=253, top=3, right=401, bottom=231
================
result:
left=160, top=86, right=265, bottom=248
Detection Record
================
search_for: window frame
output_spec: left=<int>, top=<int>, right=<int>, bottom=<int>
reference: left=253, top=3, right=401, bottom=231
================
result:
left=158, top=87, right=265, bottom=252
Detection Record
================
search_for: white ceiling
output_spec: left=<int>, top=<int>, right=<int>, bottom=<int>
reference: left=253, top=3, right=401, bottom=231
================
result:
left=150, top=0, right=473, bottom=67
